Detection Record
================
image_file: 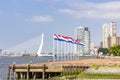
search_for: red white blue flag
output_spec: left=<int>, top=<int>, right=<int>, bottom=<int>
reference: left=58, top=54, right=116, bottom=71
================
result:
left=53, top=34, right=84, bottom=46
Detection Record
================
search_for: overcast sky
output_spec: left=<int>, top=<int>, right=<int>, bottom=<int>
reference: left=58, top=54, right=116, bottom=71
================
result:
left=0, top=0, right=120, bottom=53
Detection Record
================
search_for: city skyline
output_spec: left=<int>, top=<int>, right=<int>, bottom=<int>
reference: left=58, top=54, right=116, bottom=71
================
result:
left=1, top=0, right=120, bottom=53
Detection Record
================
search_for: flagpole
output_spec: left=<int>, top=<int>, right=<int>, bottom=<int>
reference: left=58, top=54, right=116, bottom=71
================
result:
left=61, top=41, right=62, bottom=61
left=67, top=42, right=68, bottom=61
left=68, top=43, right=70, bottom=61
left=63, top=41, right=65, bottom=61
left=65, top=43, right=67, bottom=61
left=53, top=34, right=55, bottom=62
left=67, top=43, right=69, bottom=61
left=57, top=40, right=59, bottom=61
left=70, top=43, right=72, bottom=60
left=63, top=43, right=65, bottom=61
left=77, top=45, right=81, bottom=60
left=66, top=43, right=67, bottom=61
left=72, top=44, right=75, bottom=60
left=64, top=42, right=66, bottom=61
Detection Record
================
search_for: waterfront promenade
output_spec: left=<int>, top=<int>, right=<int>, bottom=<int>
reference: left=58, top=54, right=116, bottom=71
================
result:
left=7, top=58, right=120, bottom=80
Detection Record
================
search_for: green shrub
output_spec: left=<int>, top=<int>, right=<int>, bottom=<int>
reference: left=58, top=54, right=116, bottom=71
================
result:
left=90, top=65, right=99, bottom=70
left=61, top=69, right=83, bottom=76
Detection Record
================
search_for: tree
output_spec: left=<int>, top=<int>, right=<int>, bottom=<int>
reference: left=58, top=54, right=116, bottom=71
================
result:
left=108, top=45, right=120, bottom=56
left=98, top=48, right=108, bottom=55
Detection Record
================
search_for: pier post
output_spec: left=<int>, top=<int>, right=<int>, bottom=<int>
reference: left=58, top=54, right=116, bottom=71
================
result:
left=42, top=64, right=45, bottom=80
left=48, top=72, right=51, bottom=78
left=12, top=64, right=15, bottom=80
left=16, top=73, right=18, bottom=80
left=20, top=72, right=23, bottom=79
left=27, top=64, right=30, bottom=80
left=7, top=65, right=11, bottom=80
left=33, top=72, right=36, bottom=80
left=16, top=72, right=19, bottom=80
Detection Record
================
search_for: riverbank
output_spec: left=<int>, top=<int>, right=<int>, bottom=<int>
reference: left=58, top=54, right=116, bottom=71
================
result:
left=7, top=58, right=120, bottom=80
left=49, top=63, right=120, bottom=80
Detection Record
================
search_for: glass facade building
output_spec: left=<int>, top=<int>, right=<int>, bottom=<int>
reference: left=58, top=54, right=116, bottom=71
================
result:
left=75, top=27, right=90, bottom=55
left=83, top=27, right=90, bottom=55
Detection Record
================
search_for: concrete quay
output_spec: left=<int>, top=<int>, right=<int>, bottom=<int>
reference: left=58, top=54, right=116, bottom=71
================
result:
left=7, top=58, right=120, bottom=80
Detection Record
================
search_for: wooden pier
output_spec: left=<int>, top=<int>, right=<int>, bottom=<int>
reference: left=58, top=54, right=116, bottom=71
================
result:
left=7, top=59, right=120, bottom=80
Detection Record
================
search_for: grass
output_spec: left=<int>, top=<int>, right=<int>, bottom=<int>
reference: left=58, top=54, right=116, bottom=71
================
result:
left=49, top=72, right=120, bottom=80
left=78, top=73, right=120, bottom=79
left=58, top=73, right=120, bottom=79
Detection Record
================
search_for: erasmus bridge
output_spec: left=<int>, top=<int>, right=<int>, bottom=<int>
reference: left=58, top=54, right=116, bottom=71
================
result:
left=3, top=33, right=52, bottom=56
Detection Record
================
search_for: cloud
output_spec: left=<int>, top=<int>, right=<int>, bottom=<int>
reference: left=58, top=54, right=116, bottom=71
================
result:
left=26, top=15, right=53, bottom=22
left=59, top=1, right=120, bottom=19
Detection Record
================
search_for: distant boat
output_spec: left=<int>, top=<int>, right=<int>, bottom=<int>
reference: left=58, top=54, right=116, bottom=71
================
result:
left=38, top=53, right=54, bottom=57
left=37, top=33, right=54, bottom=57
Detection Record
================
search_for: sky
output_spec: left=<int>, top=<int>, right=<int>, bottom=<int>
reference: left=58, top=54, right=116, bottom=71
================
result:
left=0, top=0, right=120, bottom=53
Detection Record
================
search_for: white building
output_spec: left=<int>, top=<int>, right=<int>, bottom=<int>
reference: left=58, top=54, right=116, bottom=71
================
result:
left=102, top=23, right=110, bottom=48
left=75, top=27, right=84, bottom=54
left=102, top=22, right=117, bottom=48
left=75, top=27, right=91, bottom=55
left=90, top=43, right=94, bottom=55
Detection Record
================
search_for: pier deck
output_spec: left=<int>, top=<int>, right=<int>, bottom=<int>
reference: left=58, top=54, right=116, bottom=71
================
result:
left=7, top=58, right=120, bottom=80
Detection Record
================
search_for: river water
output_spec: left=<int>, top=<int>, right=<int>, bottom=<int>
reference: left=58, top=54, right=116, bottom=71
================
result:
left=0, top=56, right=53, bottom=80
left=0, top=56, right=96, bottom=80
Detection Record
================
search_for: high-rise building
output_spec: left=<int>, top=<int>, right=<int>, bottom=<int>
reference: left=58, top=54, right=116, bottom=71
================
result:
left=117, top=37, right=120, bottom=45
left=102, top=23, right=110, bottom=48
left=110, top=22, right=117, bottom=36
left=108, top=34, right=117, bottom=48
left=75, top=27, right=84, bottom=54
left=75, top=27, right=90, bottom=55
left=83, top=27, right=90, bottom=55
left=102, top=22, right=117, bottom=48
